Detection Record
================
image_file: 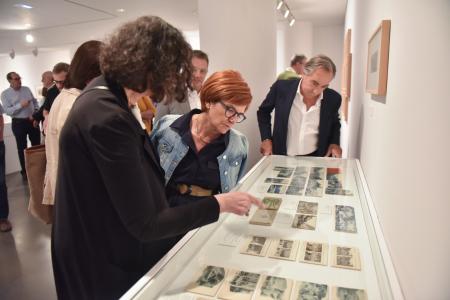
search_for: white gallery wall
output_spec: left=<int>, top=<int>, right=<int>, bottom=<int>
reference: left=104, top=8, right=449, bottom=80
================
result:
left=312, top=24, right=344, bottom=92
left=344, top=0, right=450, bottom=299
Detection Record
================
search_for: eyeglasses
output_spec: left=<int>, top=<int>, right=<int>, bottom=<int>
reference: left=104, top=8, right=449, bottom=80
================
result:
left=218, top=100, right=246, bottom=123
left=54, top=80, right=65, bottom=85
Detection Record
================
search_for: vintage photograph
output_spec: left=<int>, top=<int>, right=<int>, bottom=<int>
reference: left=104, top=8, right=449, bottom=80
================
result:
left=255, top=275, right=293, bottom=300
left=305, top=179, right=324, bottom=197
left=294, top=166, right=309, bottom=177
left=262, top=197, right=283, bottom=210
left=299, top=241, right=328, bottom=265
left=267, top=184, right=287, bottom=194
left=335, top=205, right=357, bottom=233
left=186, top=265, right=227, bottom=296
left=309, top=167, right=325, bottom=180
left=218, top=270, right=261, bottom=300
left=331, top=246, right=361, bottom=270
left=267, top=239, right=299, bottom=261
left=264, top=178, right=290, bottom=185
left=240, top=236, right=270, bottom=257
left=273, top=166, right=294, bottom=172
left=297, top=201, right=318, bottom=215
left=286, top=185, right=303, bottom=195
left=331, top=286, right=367, bottom=300
left=292, top=281, right=328, bottom=300
left=326, top=188, right=354, bottom=196
left=290, top=176, right=307, bottom=187
left=277, top=169, right=294, bottom=178
left=292, top=214, right=317, bottom=230
left=249, top=209, right=277, bottom=226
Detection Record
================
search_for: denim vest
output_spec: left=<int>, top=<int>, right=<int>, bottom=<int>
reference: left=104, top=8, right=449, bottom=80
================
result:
left=151, top=114, right=248, bottom=193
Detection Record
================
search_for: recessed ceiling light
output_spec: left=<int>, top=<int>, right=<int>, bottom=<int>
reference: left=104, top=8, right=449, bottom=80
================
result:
left=116, top=8, right=125, bottom=13
left=14, top=3, right=33, bottom=9
left=25, top=33, right=34, bottom=43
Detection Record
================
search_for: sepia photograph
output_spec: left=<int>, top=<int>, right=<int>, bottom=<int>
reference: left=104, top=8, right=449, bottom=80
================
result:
left=331, top=245, right=361, bottom=270
left=297, top=201, right=318, bottom=215
left=292, top=214, right=317, bottom=230
left=262, top=197, right=283, bottom=210
left=240, top=236, right=270, bottom=257
left=249, top=209, right=277, bottom=226
left=186, top=265, right=227, bottom=296
left=255, top=275, right=293, bottom=300
left=335, top=205, right=357, bottom=233
left=305, top=179, right=324, bottom=197
left=331, top=286, right=367, bottom=300
left=267, top=239, right=299, bottom=261
left=299, top=242, right=328, bottom=265
left=218, top=270, right=261, bottom=300
left=292, top=281, right=328, bottom=300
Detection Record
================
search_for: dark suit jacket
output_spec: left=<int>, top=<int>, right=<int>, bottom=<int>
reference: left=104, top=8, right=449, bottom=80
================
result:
left=257, top=79, right=341, bottom=156
left=51, top=76, right=219, bottom=300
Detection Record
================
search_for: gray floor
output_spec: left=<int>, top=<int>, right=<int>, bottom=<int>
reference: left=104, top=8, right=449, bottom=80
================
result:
left=0, top=172, right=57, bottom=300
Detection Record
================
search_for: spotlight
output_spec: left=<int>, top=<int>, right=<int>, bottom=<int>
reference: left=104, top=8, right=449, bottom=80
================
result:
left=289, top=18, right=296, bottom=27
left=276, top=1, right=283, bottom=10
left=284, top=9, right=289, bottom=18
left=25, top=33, right=34, bottom=43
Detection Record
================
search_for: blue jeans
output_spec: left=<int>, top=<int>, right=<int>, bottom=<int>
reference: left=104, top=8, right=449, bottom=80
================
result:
left=0, top=141, right=8, bottom=219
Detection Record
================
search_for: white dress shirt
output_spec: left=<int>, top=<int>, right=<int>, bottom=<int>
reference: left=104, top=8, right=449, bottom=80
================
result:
left=187, top=89, right=201, bottom=110
left=286, top=80, right=323, bottom=156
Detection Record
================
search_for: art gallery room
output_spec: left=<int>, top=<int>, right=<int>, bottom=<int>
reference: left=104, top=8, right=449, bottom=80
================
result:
left=0, top=0, right=449, bottom=299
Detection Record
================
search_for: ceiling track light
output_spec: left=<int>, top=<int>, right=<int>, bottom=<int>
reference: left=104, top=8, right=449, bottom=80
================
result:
left=276, top=0, right=283, bottom=10
left=289, top=18, right=296, bottom=27
left=284, top=9, right=290, bottom=18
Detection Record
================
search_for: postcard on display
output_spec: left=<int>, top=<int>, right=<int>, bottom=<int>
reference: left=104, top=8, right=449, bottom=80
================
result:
left=290, top=176, right=307, bottom=187
left=325, top=188, right=354, bottom=196
left=334, top=205, right=357, bottom=233
left=262, top=197, right=283, bottom=210
left=294, top=166, right=309, bottom=177
left=267, top=184, right=288, bottom=194
left=305, top=179, right=324, bottom=197
left=267, top=239, right=300, bottom=261
left=292, top=281, right=329, bottom=300
left=292, top=214, right=317, bottom=230
left=264, top=178, right=290, bottom=185
left=331, top=246, right=361, bottom=271
left=273, top=166, right=294, bottom=172
left=186, top=265, right=228, bottom=296
left=309, top=167, right=326, bottom=180
left=254, top=275, right=293, bottom=300
left=331, top=286, right=367, bottom=300
left=298, top=241, right=328, bottom=266
left=276, top=169, right=294, bottom=178
left=240, top=236, right=271, bottom=257
left=217, top=270, right=261, bottom=300
left=286, top=185, right=303, bottom=196
left=250, top=209, right=278, bottom=226
left=296, top=201, right=318, bottom=215
left=326, top=173, right=344, bottom=183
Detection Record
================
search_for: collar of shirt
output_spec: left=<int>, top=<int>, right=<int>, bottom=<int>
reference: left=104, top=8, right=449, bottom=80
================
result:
left=297, top=78, right=324, bottom=110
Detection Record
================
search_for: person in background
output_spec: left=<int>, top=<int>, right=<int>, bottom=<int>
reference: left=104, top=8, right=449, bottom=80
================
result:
left=277, top=54, right=307, bottom=80
left=0, top=103, right=11, bottom=232
left=258, top=55, right=342, bottom=158
left=137, top=96, right=157, bottom=133
left=152, top=70, right=251, bottom=207
left=154, top=50, right=209, bottom=121
left=51, top=16, right=262, bottom=299
left=1, top=72, right=40, bottom=180
left=42, top=62, right=69, bottom=133
left=41, top=71, right=53, bottom=99
left=43, top=40, right=103, bottom=206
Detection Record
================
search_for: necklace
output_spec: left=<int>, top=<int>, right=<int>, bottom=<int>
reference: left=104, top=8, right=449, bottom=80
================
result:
left=192, top=115, right=211, bottom=144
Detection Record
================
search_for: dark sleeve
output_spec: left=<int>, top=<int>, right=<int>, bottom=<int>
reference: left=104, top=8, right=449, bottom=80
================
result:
left=329, top=94, right=342, bottom=145
left=89, top=114, right=219, bottom=242
left=43, top=88, right=58, bottom=111
left=257, top=81, right=279, bottom=141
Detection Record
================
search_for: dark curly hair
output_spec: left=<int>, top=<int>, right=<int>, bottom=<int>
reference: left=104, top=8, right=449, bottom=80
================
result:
left=100, top=16, right=192, bottom=102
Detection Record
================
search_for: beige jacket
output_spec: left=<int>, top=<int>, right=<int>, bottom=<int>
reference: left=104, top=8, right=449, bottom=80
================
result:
left=43, top=88, right=80, bottom=205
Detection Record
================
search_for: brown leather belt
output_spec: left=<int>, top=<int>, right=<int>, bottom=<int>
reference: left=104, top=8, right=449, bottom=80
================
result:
left=177, top=184, right=213, bottom=196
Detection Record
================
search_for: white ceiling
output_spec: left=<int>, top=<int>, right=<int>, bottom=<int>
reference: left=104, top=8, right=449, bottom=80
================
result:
left=0, top=0, right=346, bottom=55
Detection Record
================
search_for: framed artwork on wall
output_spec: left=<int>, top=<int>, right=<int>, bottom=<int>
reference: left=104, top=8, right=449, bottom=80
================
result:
left=341, top=29, right=352, bottom=121
left=366, top=20, right=391, bottom=96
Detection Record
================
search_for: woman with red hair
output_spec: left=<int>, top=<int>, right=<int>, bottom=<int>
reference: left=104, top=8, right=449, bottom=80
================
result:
left=152, top=69, right=252, bottom=207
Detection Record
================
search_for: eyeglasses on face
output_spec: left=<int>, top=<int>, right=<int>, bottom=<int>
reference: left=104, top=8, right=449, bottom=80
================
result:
left=217, top=100, right=246, bottom=123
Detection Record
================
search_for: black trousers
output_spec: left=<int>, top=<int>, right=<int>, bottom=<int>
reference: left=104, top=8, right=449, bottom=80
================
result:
left=0, top=141, right=8, bottom=219
left=11, top=118, right=41, bottom=174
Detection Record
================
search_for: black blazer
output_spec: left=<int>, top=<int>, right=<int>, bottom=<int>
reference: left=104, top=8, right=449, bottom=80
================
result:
left=257, top=79, right=341, bottom=156
left=51, top=76, right=219, bottom=299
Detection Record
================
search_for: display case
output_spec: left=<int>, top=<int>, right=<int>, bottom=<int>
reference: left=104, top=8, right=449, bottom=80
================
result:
left=121, top=156, right=403, bottom=300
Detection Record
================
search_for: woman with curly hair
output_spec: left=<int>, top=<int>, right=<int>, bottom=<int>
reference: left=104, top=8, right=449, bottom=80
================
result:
left=51, top=16, right=262, bottom=299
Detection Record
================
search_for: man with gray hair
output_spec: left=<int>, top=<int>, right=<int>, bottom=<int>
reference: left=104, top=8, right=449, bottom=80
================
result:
left=257, top=54, right=342, bottom=157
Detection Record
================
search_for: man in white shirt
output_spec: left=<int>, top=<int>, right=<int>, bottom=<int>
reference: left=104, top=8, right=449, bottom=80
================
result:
left=257, top=55, right=342, bottom=158
left=155, top=50, right=209, bottom=121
